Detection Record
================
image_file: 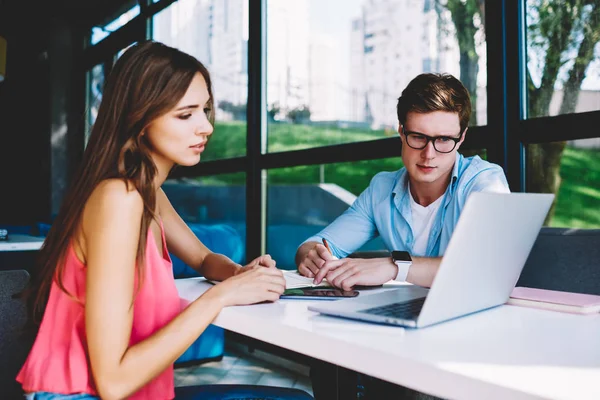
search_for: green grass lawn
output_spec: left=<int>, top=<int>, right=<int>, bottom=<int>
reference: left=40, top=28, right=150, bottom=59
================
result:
left=552, top=146, right=600, bottom=228
left=202, top=121, right=600, bottom=228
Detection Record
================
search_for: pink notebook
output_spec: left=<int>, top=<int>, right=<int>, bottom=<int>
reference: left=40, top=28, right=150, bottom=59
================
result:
left=507, top=287, right=600, bottom=315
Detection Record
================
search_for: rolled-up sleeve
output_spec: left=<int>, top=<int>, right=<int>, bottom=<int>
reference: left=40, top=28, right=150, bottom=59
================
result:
left=300, top=183, right=378, bottom=258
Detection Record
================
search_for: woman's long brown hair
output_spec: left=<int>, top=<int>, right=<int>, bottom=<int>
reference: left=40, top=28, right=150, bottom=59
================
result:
left=24, top=41, right=214, bottom=326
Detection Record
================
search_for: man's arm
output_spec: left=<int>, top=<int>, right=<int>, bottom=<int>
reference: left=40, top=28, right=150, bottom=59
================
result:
left=407, top=257, right=442, bottom=287
left=314, top=255, right=442, bottom=290
left=295, top=183, right=378, bottom=277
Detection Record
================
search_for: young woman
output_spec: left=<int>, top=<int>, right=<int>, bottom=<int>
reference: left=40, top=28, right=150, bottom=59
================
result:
left=17, top=41, right=289, bottom=400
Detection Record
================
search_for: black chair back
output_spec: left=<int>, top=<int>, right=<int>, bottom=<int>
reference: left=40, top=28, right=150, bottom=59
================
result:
left=516, top=227, right=600, bottom=295
left=0, top=270, right=33, bottom=399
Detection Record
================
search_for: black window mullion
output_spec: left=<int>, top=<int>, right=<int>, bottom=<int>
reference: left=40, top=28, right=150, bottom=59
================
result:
left=520, top=111, right=600, bottom=144
left=82, top=17, right=146, bottom=70
left=486, top=0, right=526, bottom=192
left=246, top=0, right=267, bottom=261
left=485, top=0, right=506, bottom=169
left=506, top=0, right=527, bottom=192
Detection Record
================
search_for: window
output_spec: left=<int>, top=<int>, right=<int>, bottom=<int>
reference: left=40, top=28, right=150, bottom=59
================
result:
left=525, top=0, right=600, bottom=118
left=153, top=0, right=249, bottom=160
left=164, top=173, right=248, bottom=263
left=85, top=63, right=105, bottom=142
left=527, top=139, right=600, bottom=228
left=265, top=0, right=487, bottom=153
left=266, top=159, right=406, bottom=269
left=91, top=5, right=140, bottom=45
left=80, top=0, right=600, bottom=270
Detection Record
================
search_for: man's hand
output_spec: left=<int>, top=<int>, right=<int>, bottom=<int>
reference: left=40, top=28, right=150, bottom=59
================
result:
left=296, top=242, right=336, bottom=278
left=313, top=257, right=398, bottom=291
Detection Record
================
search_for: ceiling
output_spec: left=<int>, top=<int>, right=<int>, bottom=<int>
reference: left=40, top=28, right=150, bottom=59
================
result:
left=1, top=0, right=138, bottom=30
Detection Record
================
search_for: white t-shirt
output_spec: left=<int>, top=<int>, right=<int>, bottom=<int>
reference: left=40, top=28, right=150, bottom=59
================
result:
left=409, top=189, right=444, bottom=256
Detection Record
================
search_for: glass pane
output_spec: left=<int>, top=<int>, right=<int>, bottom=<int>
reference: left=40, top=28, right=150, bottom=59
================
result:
left=266, top=0, right=487, bottom=153
left=266, top=159, right=405, bottom=269
left=163, top=173, right=247, bottom=268
left=86, top=64, right=105, bottom=144
left=153, top=0, right=248, bottom=161
left=115, top=43, right=136, bottom=63
left=91, top=5, right=140, bottom=45
left=525, top=0, right=600, bottom=118
left=527, top=140, right=600, bottom=228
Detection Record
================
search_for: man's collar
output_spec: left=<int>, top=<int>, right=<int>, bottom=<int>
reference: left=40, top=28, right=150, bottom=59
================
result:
left=450, top=152, right=461, bottom=190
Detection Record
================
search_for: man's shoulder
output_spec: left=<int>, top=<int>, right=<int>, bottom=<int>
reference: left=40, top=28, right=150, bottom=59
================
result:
left=369, top=168, right=405, bottom=191
left=371, top=167, right=406, bottom=186
left=457, top=154, right=509, bottom=192
left=459, top=155, right=505, bottom=177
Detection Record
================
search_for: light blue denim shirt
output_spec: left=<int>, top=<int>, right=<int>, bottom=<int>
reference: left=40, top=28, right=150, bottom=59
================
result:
left=303, top=153, right=510, bottom=258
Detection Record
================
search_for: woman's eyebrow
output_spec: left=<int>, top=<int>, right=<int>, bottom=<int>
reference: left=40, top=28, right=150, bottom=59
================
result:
left=174, top=104, right=199, bottom=111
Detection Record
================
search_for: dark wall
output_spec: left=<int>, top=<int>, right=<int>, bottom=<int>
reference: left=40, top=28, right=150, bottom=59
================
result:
left=0, top=2, right=52, bottom=225
left=0, top=1, right=85, bottom=226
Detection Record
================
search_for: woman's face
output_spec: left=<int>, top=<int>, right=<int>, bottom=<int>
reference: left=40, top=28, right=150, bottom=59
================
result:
left=145, top=72, right=213, bottom=170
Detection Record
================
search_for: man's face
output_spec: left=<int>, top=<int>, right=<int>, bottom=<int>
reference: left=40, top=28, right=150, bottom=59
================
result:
left=399, top=111, right=466, bottom=189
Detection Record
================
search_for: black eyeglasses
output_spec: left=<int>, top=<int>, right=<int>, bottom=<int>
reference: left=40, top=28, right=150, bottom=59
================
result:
left=401, top=128, right=463, bottom=154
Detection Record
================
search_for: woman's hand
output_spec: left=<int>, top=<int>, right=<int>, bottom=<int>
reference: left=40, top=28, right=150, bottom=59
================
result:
left=234, top=254, right=277, bottom=276
left=209, top=265, right=285, bottom=307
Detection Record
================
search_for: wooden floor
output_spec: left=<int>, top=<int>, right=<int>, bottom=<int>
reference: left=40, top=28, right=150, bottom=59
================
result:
left=174, top=342, right=314, bottom=396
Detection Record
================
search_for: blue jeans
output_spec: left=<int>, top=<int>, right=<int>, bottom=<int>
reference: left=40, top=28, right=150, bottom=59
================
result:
left=24, top=394, right=99, bottom=400
left=174, top=385, right=314, bottom=400
left=26, top=387, right=312, bottom=400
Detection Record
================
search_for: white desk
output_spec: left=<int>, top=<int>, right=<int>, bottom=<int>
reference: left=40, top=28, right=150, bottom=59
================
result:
left=0, top=234, right=45, bottom=251
left=176, top=277, right=600, bottom=400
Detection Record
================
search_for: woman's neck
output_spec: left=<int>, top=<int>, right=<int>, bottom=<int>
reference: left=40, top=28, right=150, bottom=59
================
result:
left=151, top=154, right=174, bottom=188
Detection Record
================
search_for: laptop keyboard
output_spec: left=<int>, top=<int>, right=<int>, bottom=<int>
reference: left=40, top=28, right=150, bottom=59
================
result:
left=361, top=298, right=426, bottom=320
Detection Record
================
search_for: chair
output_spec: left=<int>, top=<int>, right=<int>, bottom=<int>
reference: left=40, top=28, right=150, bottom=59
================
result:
left=172, top=224, right=244, bottom=366
left=0, top=270, right=34, bottom=400
left=517, top=227, right=600, bottom=295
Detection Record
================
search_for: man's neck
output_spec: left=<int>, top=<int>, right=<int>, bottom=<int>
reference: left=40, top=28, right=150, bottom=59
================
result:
left=409, top=173, right=452, bottom=207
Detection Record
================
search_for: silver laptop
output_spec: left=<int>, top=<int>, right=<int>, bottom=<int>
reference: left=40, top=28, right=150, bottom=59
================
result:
left=308, top=192, right=554, bottom=328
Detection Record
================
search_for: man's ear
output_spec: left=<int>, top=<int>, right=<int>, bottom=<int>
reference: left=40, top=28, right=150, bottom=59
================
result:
left=398, top=125, right=405, bottom=144
left=456, top=127, right=468, bottom=150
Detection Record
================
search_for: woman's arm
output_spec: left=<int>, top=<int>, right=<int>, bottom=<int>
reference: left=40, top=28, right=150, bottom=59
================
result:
left=156, top=189, right=243, bottom=280
left=83, top=180, right=227, bottom=399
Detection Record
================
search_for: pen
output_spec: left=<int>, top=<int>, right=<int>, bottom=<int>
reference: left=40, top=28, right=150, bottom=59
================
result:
left=322, top=238, right=332, bottom=255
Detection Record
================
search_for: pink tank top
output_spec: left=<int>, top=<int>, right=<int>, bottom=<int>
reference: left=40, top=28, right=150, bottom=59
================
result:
left=17, top=222, right=182, bottom=399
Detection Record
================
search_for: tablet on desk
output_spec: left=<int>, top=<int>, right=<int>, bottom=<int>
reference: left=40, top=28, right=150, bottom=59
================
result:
left=281, top=288, right=359, bottom=300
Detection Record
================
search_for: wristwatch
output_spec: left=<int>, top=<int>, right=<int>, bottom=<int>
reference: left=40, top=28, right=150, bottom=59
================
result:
left=392, top=251, right=412, bottom=282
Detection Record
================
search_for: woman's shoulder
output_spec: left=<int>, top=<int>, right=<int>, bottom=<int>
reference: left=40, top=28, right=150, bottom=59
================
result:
left=89, top=179, right=144, bottom=208
left=83, top=179, right=145, bottom=224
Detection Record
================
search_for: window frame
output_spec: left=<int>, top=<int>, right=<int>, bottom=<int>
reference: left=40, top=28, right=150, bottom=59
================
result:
left=80, top=0, right=600, bottom=260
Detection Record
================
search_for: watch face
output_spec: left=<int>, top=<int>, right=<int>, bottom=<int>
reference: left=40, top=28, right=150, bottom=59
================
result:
left=392, top=251, right=412, bottom=262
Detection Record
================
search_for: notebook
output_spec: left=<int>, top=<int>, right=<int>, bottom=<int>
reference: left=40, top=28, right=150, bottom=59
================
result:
left=283, top=270, right=331, bottom=289
left=507, top=287, right=600, bottom=315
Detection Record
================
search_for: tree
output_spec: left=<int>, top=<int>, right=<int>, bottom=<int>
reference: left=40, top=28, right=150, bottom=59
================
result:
left=287, top=105, right=311, bottom=124
left=218, top=100, right=247, bottom=121
left=444, top=0, right=485, bottom=126
left=442, top=0, right=600, bottom=222
left=267, top=102, right=281, bottom=122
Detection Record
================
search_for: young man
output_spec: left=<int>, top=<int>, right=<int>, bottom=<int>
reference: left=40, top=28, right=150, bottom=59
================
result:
left=296, top=73, right=510, bottom=400
left=296, top=73, right=509, bottom=292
